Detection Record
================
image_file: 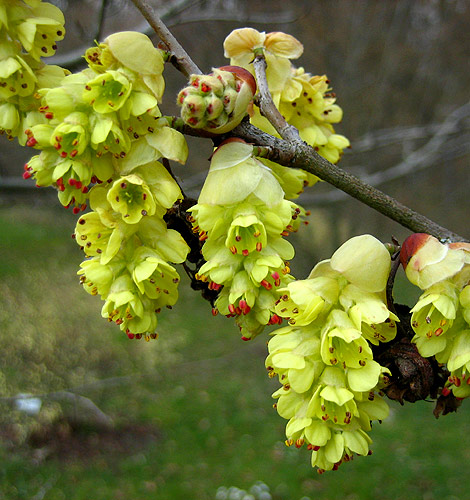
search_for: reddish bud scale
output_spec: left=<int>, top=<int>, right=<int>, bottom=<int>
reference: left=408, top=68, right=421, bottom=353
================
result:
left=400, top=233, right=431, bottom=269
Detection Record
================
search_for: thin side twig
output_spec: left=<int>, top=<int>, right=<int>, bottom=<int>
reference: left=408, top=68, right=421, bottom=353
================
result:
left=130, top=0, right=201, bottom=76
left=252, top=53, right=302, bottom=143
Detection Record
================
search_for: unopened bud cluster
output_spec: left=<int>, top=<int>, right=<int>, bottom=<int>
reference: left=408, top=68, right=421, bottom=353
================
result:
left=266, top=235, right=397, bottom=471
left=188, top=139, right=309, bottom=339
left=177, top=66, right=256, bottom=134
left=401, top=233, right=470, bottom=398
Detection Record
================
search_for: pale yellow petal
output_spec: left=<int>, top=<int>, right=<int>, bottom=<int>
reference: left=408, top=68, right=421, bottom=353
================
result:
left=265, top=31, right=304, bottom=59
left=223, top=28, right=266, bottom=58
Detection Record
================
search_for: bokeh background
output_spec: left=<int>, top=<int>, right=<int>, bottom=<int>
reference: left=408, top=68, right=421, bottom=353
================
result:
left=0, top=1, right=469, bottom=499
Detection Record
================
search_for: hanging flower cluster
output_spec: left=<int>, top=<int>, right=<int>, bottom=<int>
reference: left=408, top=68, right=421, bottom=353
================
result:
left=401, top=233, right=470, bottom=398
left=266, top=235, right=397, bottom=472
left=23, top=31, right=188, bottom=213
left=188, top=139, right=309, bottom=339
left=0, top=0, right=68, bottom=141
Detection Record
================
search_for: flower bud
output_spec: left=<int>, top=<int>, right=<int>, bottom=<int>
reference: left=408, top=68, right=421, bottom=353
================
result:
left=177, top=66, right=256, bottom=134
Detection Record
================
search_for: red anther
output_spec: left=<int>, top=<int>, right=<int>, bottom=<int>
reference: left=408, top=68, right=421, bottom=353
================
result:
left=235, top=235, right=242, bottom=242
left=260, top=279, right=272, bottom=290
left=228, top=304, right=236, bottom=314
left=211, top=308, right=219, bottom=316
left=187, top=117, right=198, bottom=126
left=295, top=439, right=304, bottom=448
left=435, top=328, right=443, bottom=336
left=68, top=178, right=76, bottom=186
left=332, top=463, right=340, bottom=471
left=60, top=151, right=67, bottom=158
left=200, top=83, right=211, bottom=93
left=70, top=149, right=78, bottom=158
left=242, top=249, right=249, bottom=256
left=241, top=336, right=251, bottom=341
left=455, top=377, right=462, bottom=387
left=441, top=387, right=451, bottom=396
left=305, top=210, right=311, bottom=216
left=256, top=242, right=262, bottom=252
left=82, top=185, right=89, bottom=194
left=127, top=332, right=135, bottom=339
left=26, top=137, right=37, bottom=147
left=54, top=143, right=62, bottom=150
left=191, top=78, right=199, bottom=87
left=230, top=246, right=237, bottom=254
left=281, top=230, right=289, bottom=237
left=134, top=333, right=142, bottom=339
left=312, top=445, right=320, bottom=451
left=269, top=314, right=282, bottom=325
left=22, top=171, right=32, bottom=179
left=150, top=333, right=158, bottom=339
left=115, top=318, right=123, bottom=325
left=80, top=204, right=87, bottom=211
left=72, top=207, right=80, bottom=214
left=235, top=307, right=242, bottom=315
left=75, top=181, right=83, bottom=189
left=44, top=112, right=53, bottom=119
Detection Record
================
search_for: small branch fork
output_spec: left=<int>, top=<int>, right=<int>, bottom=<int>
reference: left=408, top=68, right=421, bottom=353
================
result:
left=130, top=0, right=467, bottom=243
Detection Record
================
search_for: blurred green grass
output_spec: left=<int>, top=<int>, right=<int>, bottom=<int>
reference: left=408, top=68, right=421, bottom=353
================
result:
left=0, top=204, right=469, bottom=500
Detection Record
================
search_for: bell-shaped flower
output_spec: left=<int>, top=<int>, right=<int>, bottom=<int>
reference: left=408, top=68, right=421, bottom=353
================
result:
left=225, top=212, right=267, bottom=255
left=107, top=174, right=157, bottom=224
left=74, top=210, right=133, bottom=264
left=129, top=246, right=181, bottom=308
left=339, top=284, right=397, bottom=345
left=50, top=111, right=89, bottom=157
left=275, top=277, right=339, bottom=326
left=306, top=367, right=358, bottom=426
left=83, top=70, right=133, bottom=114
left=0, top=53, right=37, bottom=99
left=78, top=255, right=126, bottom=297
left=16, top=2, right=65, bottom=60
left=101, top=274, right=157, bottom=335
left=410, top=280, right=459, bottom=357
left=266, top=325, right=323, bottom=393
